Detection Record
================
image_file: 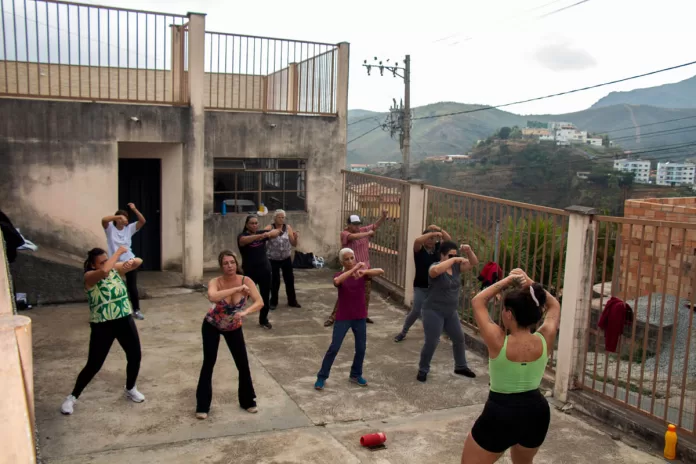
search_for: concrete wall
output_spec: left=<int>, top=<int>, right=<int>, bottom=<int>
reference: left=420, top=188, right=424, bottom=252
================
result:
left=118, top=142, right=184, bottom=270
left=0, top=98, right=190, bottom=259
left=203, top=111, right=345, bottom=268
left=621, top=197, right=696, bottom=300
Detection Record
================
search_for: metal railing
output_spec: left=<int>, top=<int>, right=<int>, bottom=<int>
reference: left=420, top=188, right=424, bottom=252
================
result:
left=580, top=215, right=696, bottom=437
left=341, top=171, right=409, bottom=290
left=0, top=0, right=189, bottom=103
left=204, top=31, right=338, bottom=115
left=424, top=185, right=570, bottom=372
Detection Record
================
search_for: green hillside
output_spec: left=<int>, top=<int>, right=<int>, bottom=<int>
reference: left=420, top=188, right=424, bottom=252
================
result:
left=347, top=102, right=696, bottom=166
left=591, top=75, right=696, bottom=109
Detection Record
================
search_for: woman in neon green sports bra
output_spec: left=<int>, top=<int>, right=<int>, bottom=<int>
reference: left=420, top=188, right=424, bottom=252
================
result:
left=460, top=268, right=561, bottom=464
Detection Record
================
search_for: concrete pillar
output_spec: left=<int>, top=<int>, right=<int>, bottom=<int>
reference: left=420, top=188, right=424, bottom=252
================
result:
left=403, top=181, right=427, bottom=307
left=182, top=12, right=206, bottom=287
left=170, top=25, right=184, bottom=103
left=287, top=63, right=298, bottom=113
left=335, top=42, right=350, bottom=120
left=553, top=206, right=597, bottom=402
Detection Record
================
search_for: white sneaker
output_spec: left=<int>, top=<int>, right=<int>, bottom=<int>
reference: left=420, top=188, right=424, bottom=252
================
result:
left=61, top=395, right=77, bottom=415
left=125, top=386, right=145, bottom=403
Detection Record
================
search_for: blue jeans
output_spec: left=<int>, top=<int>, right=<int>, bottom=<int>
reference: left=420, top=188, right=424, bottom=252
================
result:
left=400, top=287, right=428, bottom=336
left=317, top=319, right=367, bottom=380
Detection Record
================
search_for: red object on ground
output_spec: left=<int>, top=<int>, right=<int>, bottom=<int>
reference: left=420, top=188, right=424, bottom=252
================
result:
left=360, top=432, right=387, bottom=447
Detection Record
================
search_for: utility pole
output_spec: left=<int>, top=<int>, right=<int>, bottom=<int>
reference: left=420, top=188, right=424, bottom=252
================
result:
left=363, top=55, right=412, bottom=180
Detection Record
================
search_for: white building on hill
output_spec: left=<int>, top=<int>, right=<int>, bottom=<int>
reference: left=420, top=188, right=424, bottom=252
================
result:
left=656, top=162, right=696, bottom=186
left=614, top=159, right=650, bottom=183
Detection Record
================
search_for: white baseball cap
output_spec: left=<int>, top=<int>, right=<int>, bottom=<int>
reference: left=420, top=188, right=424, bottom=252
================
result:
left=348, top=214, right=362, bottom=225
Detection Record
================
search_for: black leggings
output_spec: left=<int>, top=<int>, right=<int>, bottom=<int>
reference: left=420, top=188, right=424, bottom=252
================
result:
left=270, top=257, right=297, bottom=306
left=125, top=268, right=140, bottom=311
left=471, top=389, right=550, bottom=453
left=196, top=320, right=256, bottom=413
left=245, top=266, right=271, bottom=325
left=71, top=315, right=142, bottom=398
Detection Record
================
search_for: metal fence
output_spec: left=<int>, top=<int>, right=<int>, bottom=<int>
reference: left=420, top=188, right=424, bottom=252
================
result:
left=580, top=215, right=696, bottom=437
left=341, top=170, right=409, bottom=290
left=0, top=0, right=189, bottom=103
left=204, top=31, right=337, bottom=115
left=424, top=185, right=570, bottom=372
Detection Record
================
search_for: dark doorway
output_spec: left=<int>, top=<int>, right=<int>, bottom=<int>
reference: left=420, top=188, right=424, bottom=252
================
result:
left=118, top=158, right=162, bottom=271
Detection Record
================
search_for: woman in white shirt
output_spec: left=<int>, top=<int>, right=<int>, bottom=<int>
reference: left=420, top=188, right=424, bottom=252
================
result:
left=102, top=203, right=147, bottom=320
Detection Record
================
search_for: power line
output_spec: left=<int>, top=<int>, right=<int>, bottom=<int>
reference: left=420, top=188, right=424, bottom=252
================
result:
left=412, top=60, right=696, bottom=121
left=347, top=124, right=383, bottom=144
left=348, top=115, right=381, bottom=126
left=610, top=124, right=696, bottom=142
left=600, top=115, right=696, bottom=135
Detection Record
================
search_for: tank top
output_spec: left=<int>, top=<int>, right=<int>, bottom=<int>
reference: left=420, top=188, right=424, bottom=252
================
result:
left=205, top=276, right=247, bottom=331
left=489, top=332, right=548, bottom=394
left=267, top=224, right=292, bottom=261
left=85, top=269, right=132, bottom=323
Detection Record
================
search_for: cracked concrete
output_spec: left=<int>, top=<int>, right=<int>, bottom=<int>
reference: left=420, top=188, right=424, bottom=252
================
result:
left=28, top=269, right=669, bottom=463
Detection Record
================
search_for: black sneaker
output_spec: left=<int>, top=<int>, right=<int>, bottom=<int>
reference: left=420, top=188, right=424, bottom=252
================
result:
left=417, top=372, right=427, bottom=382
left=270, top=304, right=277, bottom=311
left=366, top=317, right=374, bottom=324
left=394, top=333, right=406, bottom=342
left=454, top=367, right=476, bottom=378
left=260, top=322, right=273, bottom=330
left=289, top=302, right=302, bottom=308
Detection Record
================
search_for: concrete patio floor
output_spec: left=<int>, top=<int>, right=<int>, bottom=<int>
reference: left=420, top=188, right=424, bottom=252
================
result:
left=28, top=269, right=670, bottom=463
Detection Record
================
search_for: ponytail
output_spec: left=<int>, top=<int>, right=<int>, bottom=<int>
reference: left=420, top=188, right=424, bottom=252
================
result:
left=503, top=282, right=547, bottom=329
left=84, top=248, right=106, bottom=273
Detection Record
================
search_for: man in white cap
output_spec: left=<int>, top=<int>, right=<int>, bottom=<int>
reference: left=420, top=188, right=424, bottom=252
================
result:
left=324, top=210, right=388, bottom=326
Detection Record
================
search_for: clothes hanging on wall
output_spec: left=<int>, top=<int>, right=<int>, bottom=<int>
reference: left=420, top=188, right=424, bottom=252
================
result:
left=598, top=296, right=634, bottom=353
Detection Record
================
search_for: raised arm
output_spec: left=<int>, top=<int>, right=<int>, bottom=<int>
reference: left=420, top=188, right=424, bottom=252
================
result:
left=128, top=203, right=147, bottom=230
left=427, top=224, right=452, bottom=242
left=373, top=210, right=388, bottom=230
left=459, top=244, right=479, bottom=272
left=345, top=229, right=374, bottom=242
left=101, top=214, right=126, bottom=230
left=206, top=277, right=249, bottom=303
left=361, top=268, right=384, bottom=278
left=115, top=257, right=143, bottom=277
left=85, top=246, right=126, bottom=288
left=239, top=229, right=278, bottom=247
left=429, top=257, right=464, bottom=278
left=333, top=262, right=364, bottom=286
left=471, top=275, right=517, bottom=354
left=413, top=231, right=442, bottom=252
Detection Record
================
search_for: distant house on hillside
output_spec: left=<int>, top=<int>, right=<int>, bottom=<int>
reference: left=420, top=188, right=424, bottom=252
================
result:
left=345, top=182, right=401, bottom=219
left=350, top=164, right=369, bottom=172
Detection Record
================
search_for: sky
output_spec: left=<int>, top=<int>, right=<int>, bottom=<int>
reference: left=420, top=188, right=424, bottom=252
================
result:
left=79, top=0, right=696, bottom=116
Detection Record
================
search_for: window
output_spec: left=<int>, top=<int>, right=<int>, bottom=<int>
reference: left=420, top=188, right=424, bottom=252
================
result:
left=213, top=158, right=307, bottom=213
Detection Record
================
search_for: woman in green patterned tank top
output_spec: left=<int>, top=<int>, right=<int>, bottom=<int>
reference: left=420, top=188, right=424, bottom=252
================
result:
left=60, top=246, right=146, bottom=416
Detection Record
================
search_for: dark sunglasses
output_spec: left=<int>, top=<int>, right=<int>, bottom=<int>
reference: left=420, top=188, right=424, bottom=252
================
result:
left=447, top=253, right=458, bottom=258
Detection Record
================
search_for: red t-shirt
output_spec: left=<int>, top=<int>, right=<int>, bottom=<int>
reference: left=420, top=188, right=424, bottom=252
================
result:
left=340, top=224, right=375, bottom=268
left=334, top=272, right=367, bottom=320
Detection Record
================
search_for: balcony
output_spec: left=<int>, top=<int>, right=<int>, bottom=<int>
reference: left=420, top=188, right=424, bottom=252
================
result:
left=0, top=0, right=339, bottom=116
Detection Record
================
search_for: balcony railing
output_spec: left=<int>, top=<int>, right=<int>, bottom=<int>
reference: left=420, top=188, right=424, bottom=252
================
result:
left=204, top=31, right=338, bottom=115
left=0, top=0, right=189, bottom=104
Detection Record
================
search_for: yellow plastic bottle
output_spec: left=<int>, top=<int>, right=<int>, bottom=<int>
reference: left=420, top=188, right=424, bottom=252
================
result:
left=664, top=424, right=677, bottom=460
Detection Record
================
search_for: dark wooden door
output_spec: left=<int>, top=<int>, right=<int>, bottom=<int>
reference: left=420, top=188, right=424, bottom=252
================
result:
left=118, top=158, right=161, bottom=271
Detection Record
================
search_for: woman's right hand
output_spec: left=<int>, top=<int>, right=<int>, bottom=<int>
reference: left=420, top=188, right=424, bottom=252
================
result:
left=237, top=284, right=250, bottom=295
left=116, top=245, right=129, bottom=255
left=509, top=268, right=533, bottom=287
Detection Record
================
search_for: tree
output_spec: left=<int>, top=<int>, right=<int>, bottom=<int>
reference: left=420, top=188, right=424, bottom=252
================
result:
left=499, top=127, right=512, bottom=140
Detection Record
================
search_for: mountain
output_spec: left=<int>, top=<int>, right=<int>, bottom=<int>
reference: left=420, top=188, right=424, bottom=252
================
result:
left=591, top=75, right=696, bottom=109
left=347, top=102, right=696, bottom=166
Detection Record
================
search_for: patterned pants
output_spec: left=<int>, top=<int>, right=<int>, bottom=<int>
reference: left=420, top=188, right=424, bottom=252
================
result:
left=326, top=279, right=371, bottom=322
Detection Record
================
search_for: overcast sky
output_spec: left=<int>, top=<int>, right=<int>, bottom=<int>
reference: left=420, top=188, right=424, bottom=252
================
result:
left=85, top=0, right=696, bottom=116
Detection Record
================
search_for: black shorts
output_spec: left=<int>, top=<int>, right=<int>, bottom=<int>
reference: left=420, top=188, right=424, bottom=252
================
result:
left=471, top=389, right=551, bottom=453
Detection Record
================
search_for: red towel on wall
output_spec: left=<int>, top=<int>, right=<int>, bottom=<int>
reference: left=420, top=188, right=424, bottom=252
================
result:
left=598, top=296, right=633, bottom=353
left=478, top=262, right=503, bottom=288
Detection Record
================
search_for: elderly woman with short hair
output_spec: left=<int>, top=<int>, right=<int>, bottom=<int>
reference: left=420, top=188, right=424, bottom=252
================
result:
left=264, top=209, right=301, bottom=310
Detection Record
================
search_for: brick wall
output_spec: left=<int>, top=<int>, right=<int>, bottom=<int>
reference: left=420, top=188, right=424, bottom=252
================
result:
left=620, top=197, right=696, bottom=300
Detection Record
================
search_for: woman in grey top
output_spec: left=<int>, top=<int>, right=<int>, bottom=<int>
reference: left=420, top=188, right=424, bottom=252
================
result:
left=417, top=240, right=479, bottom=382
left=264, top=209, right=301, bottom=310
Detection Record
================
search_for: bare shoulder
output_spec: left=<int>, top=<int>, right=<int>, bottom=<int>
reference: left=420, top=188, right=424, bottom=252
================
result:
left=241, top=274, right=255, bottom=287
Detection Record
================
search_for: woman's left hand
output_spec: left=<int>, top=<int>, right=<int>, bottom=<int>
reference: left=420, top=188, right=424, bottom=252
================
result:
left=356, top=269, right=365, bottom=278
